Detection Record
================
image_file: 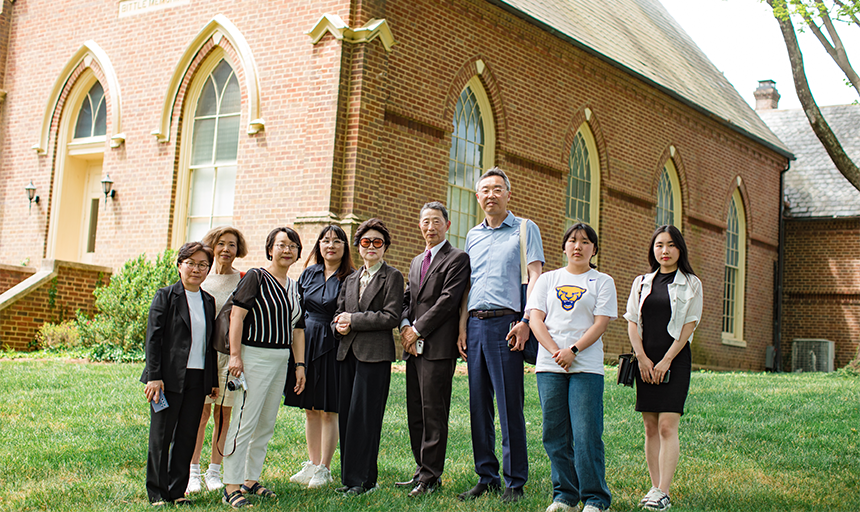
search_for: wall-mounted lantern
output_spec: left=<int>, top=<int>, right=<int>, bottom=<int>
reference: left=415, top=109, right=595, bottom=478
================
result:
left=25, top=180, right=40, bottom=212
left=101, top=174, right=116, bottom=202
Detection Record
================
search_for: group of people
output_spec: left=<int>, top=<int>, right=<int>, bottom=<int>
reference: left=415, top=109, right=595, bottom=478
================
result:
left=140, top=166, right=703, bottom=512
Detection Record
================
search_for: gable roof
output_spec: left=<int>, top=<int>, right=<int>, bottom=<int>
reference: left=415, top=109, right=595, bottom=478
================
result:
left=758, top=105, right=860, bottom=218
left=487, top=0, right=792, bottom=158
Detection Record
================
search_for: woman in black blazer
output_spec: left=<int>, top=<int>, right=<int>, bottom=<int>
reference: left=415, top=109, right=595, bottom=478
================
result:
left=141, top=241, right=219, bottom=505
left=332, top=218, right=404, bottom=495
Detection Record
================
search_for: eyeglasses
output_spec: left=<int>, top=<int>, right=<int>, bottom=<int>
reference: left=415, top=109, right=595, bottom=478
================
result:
left=359, top=238, right=385, bottom=249
left=320, top=239, right=344, bottom=246
left=275, top=243, right=300, bottom=252
left=183, top=261, right=210, bottom=271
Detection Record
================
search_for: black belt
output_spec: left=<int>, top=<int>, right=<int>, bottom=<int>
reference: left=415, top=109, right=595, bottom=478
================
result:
left=469, top=308, right=518, bottom=319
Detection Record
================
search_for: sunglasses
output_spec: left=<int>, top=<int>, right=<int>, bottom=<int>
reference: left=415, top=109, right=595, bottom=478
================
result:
left=359, top=238, right=385, bottom=249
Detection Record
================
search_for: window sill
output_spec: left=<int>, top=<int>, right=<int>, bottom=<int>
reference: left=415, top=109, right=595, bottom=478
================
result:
left=721, top=335, right=746, bottom=348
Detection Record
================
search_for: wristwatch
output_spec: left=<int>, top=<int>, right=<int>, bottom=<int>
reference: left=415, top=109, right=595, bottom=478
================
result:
left=570, top=344, right=580, bottom=356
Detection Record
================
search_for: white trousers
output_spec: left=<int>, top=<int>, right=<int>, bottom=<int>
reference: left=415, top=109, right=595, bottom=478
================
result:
left=222, top=345, right=290, bottom=484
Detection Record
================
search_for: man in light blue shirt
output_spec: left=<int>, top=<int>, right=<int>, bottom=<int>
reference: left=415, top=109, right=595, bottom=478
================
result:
left=456, top=167, right=544, bottom=504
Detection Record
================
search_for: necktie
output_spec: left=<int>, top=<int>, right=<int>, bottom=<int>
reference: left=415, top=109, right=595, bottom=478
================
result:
left=420, top=250, right=432, bottom=285
left=359, top=269, right=371, bottom=300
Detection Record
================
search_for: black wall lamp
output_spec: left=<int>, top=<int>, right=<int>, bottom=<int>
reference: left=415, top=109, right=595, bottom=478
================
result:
left=101, top=174, right=116, bottom=202
left=25, top=180, right=40, bottom=212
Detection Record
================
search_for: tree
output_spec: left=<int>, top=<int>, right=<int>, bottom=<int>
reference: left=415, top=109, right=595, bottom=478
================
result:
left=766, top=0, right=860, bottom=191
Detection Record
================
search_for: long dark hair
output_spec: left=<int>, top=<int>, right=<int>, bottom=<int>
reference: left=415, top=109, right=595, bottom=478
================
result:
left=304, top=225, right=356, bottom=280
left=648, top=225, right=697, bottom=276
left=562, top=222, right=599, bottom=269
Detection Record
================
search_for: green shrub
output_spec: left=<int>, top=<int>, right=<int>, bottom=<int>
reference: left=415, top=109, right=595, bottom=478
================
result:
left=35, top=321, right=81, bottom=350
left=77, top=250, right=178, bottom=362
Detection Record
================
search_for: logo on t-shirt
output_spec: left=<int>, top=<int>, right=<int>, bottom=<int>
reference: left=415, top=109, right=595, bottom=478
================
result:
left=555, top=285, right=586, bottom=311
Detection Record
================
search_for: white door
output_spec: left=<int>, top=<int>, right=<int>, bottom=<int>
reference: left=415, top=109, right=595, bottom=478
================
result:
left=79, top=162, right=103, bottom=264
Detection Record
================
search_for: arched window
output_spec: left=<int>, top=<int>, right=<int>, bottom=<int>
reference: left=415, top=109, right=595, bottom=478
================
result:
left=722, top=189, right=746, bottom=345
left=447, top=76, right=495, bottom=249
left=174, top=57, right=241, bottom=244
left=565, top=125, right=600, bottom=231
left=655, top=159, right=682, bottom=230
left=73, top=81, right=107, bottom=139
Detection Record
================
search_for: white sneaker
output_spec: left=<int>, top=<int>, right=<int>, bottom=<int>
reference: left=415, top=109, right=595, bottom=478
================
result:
left=545, top=501, right=575, bottom=512
left=644, top=493, right=671, bottom=511
left=640, top=487, right=663, bottom=508
left=185, top=467, right=203, bottom=494
left=289, top=461, right=318, bottom=485
left=308, top=465, right=333, bottom=489
left=204, top=466, right=224, bottom=491
left=583, top=505, right=605, bottom=512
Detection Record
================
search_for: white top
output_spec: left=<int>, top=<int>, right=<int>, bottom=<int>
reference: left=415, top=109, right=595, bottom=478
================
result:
left=623, top=270, right=703, bottom=344
left=526, top=267, right=617, bottom=375
left=185, top=289, right=207, bottom=370
left=201, top=272, right=242, bottom=312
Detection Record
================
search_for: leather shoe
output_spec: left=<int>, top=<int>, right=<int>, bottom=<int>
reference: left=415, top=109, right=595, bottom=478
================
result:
left=457, top=482, right=501, bottom=501
left=394, top=477, right=417, bottom=488
left=408, top=481, right=439, bottom=497
left=500, top=487, right=524, bottom=503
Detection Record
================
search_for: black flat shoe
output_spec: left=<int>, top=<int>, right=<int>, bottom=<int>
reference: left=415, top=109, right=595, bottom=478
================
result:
left=500, top=487, right=524, bottom=504
left=457, top=482, right=500, bottom=501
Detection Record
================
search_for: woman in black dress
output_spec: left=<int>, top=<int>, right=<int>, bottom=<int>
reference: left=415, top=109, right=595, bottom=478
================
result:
left=284, top=225, right=355, bottom=489
left=623, top=225, right=702, bottom=512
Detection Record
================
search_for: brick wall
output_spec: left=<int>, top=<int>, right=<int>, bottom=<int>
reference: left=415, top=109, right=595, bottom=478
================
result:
left=782, top=218, right=860, bottom=370
left=0, top=264, right=35, bottom=294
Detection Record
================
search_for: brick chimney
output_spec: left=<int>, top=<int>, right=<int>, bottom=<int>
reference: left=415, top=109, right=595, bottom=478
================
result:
left=754, top=80, right=780, bottom=110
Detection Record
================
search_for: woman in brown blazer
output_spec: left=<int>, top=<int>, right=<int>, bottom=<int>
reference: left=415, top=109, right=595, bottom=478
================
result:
left=332, top=218, right=404, bottom=496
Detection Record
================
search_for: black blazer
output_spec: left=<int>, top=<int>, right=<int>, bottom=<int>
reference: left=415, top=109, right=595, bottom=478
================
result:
left=333, top=261, right=404, bottom=363
left=139, top=280, right=218, bottom=393
left=401, top=242, right=470, bottom=361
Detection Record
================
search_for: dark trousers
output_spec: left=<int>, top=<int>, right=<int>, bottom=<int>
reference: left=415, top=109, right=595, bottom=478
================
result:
left=405, top=355, right=456, bottom=485
left=467, top=314, right=528, bottom=489
left=338, top=349, right=391, bottom=488
left=146, top=369, right=206, bottom=503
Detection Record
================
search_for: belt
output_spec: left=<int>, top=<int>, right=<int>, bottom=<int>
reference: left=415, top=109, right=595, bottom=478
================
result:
left=469, top=308, right=518, bottom=319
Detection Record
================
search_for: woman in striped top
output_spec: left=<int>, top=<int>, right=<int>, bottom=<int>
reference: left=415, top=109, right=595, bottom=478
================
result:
left=221, top=227, right=306, bottom=508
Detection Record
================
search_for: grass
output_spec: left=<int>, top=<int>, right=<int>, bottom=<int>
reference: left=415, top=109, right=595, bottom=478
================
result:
left=0, top=359, right=858, bottom=511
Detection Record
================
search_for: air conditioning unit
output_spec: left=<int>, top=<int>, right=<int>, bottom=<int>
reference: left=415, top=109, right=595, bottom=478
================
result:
left=791, top=339, right=835, bottom=372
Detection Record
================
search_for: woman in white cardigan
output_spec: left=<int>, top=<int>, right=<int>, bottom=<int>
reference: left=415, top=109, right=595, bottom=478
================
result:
left=623, top=225, right=702, bottom=512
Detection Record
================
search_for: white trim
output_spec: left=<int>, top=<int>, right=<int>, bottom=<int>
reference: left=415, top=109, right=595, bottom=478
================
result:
left=662, top=159, right=683, bottom=230
left=305, top=14, right=396, bottom=52
left=721, top=187, right=747, bottom=347
left=33, top=41, right=123, bottom=154
left=566, top=122, right=600, bottom=234
left=152, top=14, right=263, bottom=143
left=467, top=76, right=495, bottom=171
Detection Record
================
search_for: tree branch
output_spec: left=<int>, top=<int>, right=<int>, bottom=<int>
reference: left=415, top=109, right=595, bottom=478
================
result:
left=831, top=0, right=860, bottom=29
left=768, top=0, right=860, bottom=191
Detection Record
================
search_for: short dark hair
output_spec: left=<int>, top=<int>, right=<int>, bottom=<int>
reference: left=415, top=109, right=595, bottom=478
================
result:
left=353, top=218, right=392, bottom=248
left=562, top=222, right=599, bottom=269
left=305, top=224, right=356, bottom=280
left=265, top=227, right=303, bottom=261
left=475, top=166, right=511, bottom=192
left=176, top=241, right=214, bottom=271
left=648, top=225, right=697, bottom=276
left=420, top=201, right=449, bottom=223
left=202, top=226, right=248, bottom=258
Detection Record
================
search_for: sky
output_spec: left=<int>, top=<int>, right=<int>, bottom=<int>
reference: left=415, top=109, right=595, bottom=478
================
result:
left=659, top=0, right=859, bottom=110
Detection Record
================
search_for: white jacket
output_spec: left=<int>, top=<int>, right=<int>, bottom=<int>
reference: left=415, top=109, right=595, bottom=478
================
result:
left=623, top=270, right=703, bottom=344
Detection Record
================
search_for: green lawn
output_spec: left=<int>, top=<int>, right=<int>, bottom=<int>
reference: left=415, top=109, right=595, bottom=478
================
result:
left=0, top=359, right=857, bottom=511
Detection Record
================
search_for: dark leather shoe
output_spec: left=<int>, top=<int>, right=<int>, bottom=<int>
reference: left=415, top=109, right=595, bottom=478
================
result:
left=500, top=487, right=524, bottom=503
left=458, top=482, right=501, bottom=501
left=408, top=481, right=440, bottom=497
left=394, top=477, right=417, bottom=488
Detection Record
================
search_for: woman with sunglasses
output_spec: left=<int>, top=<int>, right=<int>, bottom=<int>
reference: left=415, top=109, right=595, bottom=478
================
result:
left=221, top=227, right=306, bottom=508
left=141, top=242, right=219, bottom=506
left=332, top=218, right=404, bottom=495
left=284, top=225, right=355, bottom=489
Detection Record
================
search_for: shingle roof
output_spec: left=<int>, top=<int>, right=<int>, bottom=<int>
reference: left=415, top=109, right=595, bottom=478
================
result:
left=758, top=105, right=860, bottom=218
left=489, top=0, right=792, bottom=157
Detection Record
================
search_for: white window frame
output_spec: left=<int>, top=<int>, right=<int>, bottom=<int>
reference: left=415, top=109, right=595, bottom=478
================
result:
left=565, top=123, right=600, bottom=233
left=656, top=159, right=682, bottom=230
left=722, top=187, right=747, bottom=347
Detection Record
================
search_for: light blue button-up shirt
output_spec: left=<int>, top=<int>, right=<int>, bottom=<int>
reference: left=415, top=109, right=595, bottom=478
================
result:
left=466, top=212, right=544, bottom=312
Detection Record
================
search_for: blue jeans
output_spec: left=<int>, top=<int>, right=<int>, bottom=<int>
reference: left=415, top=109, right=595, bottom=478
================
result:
left=536, top=372, right=611, bottom=509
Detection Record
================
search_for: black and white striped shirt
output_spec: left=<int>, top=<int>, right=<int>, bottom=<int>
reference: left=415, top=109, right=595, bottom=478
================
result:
left=232, top=268, right=304, bottom=349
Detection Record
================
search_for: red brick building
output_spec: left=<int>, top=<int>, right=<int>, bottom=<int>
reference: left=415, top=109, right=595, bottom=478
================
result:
left=0, top=0, right=793, bottom=369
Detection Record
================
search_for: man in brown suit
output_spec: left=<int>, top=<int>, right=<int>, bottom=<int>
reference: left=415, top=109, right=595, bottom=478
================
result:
left=398, top=202, right=471, bottom=496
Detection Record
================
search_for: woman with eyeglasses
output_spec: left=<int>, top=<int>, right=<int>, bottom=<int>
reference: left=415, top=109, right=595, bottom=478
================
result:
left=284, top=225, right=355, bottom=489
left=221, top=227, right=306, bottom=509
left=141, top=241, right=219, bottom=506
left=331, top=218, right=404, bottom=495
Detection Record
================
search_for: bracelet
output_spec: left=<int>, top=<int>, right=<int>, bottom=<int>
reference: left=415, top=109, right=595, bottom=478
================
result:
left=295, top=362, right=306, bottom=368
left=520, top=317, right=530, bottom=325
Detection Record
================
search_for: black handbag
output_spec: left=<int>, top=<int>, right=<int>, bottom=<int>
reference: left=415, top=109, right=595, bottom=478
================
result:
left=518, top=217, right=538, bottom=365
left=617, top=353, right=637, bottom=387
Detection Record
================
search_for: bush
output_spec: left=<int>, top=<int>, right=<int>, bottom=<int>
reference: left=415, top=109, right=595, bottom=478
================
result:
left=35, top=321, right=81, bottom=350
left=77, top=250, right=178, bottom=362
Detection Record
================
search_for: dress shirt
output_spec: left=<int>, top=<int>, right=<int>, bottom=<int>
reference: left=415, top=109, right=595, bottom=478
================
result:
left=359, top=261, right=384, bottom=300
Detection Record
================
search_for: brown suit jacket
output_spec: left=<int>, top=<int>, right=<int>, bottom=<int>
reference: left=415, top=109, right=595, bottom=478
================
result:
left=401, top=242, right=471, bottom=361
left=333, top=261, right=404, bottom=363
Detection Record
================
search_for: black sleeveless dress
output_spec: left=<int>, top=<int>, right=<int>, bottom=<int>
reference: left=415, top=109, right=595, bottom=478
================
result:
left=635, top=270, right=692, bottom=415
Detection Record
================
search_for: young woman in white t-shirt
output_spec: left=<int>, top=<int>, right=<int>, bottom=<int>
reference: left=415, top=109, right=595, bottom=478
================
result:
left=526, top=223, right=617, bottom=512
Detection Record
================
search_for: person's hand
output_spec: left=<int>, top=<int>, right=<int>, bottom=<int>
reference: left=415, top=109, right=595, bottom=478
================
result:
left=335, top=313, right=351, bottom=335
left=210, top=387, right=219, bottom=400
left=294, top=366, right=306, bottom=394
left=144, top=380, right=164, bottom=403
left=652, top=358, right=672, bottom=385
left=228, top=354, right=244, bottom=377
left=400, top=326, right=418, bottom=345
left=457, top=328, right=468, bottom=361
left=637, top=356, right=655, bottom=384
left=505, top=322, right=529, bottom=351
left=552, top=347, right=576, bottom=370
